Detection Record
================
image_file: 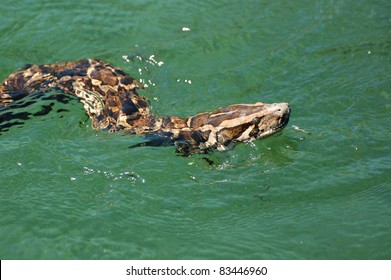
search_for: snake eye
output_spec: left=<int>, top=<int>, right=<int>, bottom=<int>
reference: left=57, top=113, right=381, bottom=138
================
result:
left=251, top=117, right=261, bottom=125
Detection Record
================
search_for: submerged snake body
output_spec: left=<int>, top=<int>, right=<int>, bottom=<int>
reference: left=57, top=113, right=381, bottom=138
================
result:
left=0, top=59, right=290, bottom=155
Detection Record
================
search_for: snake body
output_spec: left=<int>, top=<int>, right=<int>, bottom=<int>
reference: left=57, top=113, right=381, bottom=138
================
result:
left=0, top=59, right=290, bottom=155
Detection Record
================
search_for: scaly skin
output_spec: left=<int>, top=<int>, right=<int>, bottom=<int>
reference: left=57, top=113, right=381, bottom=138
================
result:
left=0, top=59, right=290, bottom=155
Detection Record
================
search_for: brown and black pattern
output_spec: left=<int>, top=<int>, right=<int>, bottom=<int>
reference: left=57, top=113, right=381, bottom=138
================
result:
left=0, top=59, right=291, bottom=155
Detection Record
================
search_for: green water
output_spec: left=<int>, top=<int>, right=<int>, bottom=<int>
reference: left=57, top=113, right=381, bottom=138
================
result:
left=1, top=0, right=390, bottom=260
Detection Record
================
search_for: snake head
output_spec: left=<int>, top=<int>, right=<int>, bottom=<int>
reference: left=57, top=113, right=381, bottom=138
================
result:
left=184, top=102, right=291, bottom=153
left=131, top=102, right=290, bottom=156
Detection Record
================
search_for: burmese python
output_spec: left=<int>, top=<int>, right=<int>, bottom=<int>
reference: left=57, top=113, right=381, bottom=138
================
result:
left=0, top=59, right=290, bottom=155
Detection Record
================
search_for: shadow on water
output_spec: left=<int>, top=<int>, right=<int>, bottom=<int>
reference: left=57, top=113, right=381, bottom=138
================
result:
left=0, top=91, right=85, bottom=134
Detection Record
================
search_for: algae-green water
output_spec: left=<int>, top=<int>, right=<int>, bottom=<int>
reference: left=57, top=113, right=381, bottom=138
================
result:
left=1, top=0, right=390, bottom=259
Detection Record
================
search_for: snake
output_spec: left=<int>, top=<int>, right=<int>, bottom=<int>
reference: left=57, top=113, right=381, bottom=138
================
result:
left=0, top=58, right=290, bottom=155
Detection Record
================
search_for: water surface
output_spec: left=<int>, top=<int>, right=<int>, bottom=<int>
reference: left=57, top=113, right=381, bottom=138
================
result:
left=0, top=0, right=390, bottom=259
